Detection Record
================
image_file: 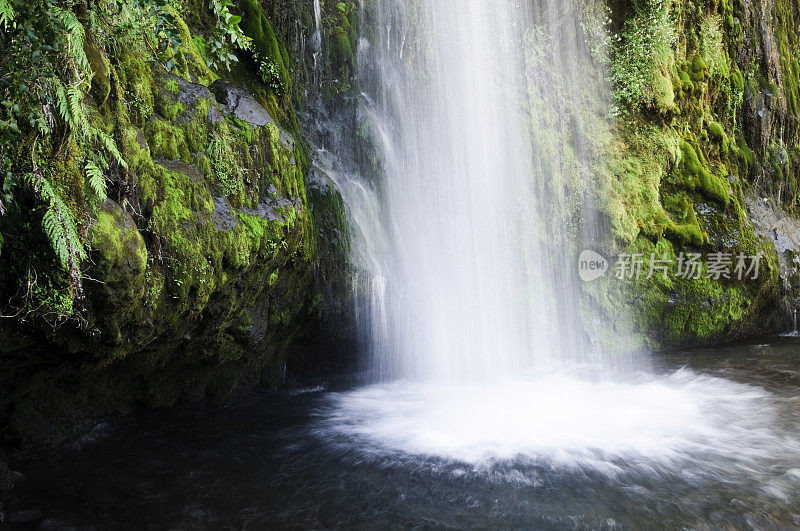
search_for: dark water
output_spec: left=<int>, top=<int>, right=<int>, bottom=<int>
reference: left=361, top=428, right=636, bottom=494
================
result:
left=4, top=339, right=800, bottom=529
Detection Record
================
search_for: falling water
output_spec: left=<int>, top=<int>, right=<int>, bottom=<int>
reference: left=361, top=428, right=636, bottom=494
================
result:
left=320, top=0, right=800, bottom=476
left=313, top=0, right=322, bottom=33
left=311, top=0, right=323, bottom=83
left=357, top=1, right=597, bottom=382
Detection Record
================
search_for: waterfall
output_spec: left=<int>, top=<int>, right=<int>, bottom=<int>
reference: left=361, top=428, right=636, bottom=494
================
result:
left=311, top=0, right=323, bottom=84
left=355, top=1, right=604, bottom=382
left=319, top=0, right=796, bottom=473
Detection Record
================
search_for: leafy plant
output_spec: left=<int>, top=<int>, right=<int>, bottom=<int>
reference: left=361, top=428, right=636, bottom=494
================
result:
left=27, top=171, right=87, bottom=292
left=207, top=134, right=243, bottom=199
left=699, top=14, right=728, bottom=79
left=0, top=0, right=14, bottom=29
left=133, top=0, right=181, bottom=56
left=0, top=0, right=129, bottom=317
left=610, top=0, right=676, bottom=114
left=206, top=0, right=251, bottom=71
left=256, top=58, right=282, bottom=94
left=0, top=0, right=250, bottom=324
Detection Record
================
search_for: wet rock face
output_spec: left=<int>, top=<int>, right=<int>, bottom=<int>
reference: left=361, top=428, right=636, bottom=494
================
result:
left=576, top=0, right=800, bottom=351
left=748, top=197, right=800, bottom=327
left=0, top=2, right=355, bottom=448
left=211, top=80, right=274, bottom=128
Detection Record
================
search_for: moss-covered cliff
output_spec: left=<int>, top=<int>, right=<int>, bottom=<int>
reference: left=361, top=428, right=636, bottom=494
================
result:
left=597, top=0, right=800, bottom=349
left=525, top=0, right=799, bottom=350
left=0, top=0, right=354, bottom=451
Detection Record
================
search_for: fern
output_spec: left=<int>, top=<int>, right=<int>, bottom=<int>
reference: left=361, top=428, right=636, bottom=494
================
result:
left=91, top=129, right=127, bottom=169
left=41, top=203, right=71, bottom=267
left=52, top=78, right=72, bottom=130
left=0, top=0, right=14, bottom=30
left=85, top=160, right=107, bottom=202
left=1, top=2, right=139, bottom=311
left=54, top=7, right=91, bottom=78
left=67, top=84, right=88, bottom=138
left=26, top=173, right=87, bottom=271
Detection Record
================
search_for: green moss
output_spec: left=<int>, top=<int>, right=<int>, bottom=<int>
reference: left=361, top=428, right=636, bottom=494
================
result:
left=160, top=9, right=217, bottom=86
left=610, top=0, right=676, bottom=113
left=227, top=116, right=255, bottom=145
left=157, top=97, right=185, bottom=122
left=730, top=69, right=744, bottom=91
left=191, top=35, right=210, bottom=66
left=699, top=14, right=729, bottom=78
left=84, top=40, right=111, bottom=106
left=144, top=117, right=190, bottom=161
left=585, top=233, right=770, bottom=350
left=572, top=0, right=789, bottom=353
left=706, top=121, right=729, bottom=153
left=661, top=280, right=752, bottom=344
left=120, top=53, right=155, bottom=126
left=0, top=0, right=333, bottom=447
left=332, top=26, right=354, bottom=66
left=91, top=210, right=148, bottom=272
left=674, top=141, right=731, bottom=205
left=690, top=56, right=708, bottom=82
left=734, top=134, right=756, bottom=167
left=185, top=98, right=211, bottom=154
left=665, top=222, right=706, bottom=246
left=165, top=79, right=180, bottom=95
left=652, top=68, right=676, bottom=113
left=678, top=69, right=695, bottom=93
left=208, top=130, right=245, bottom=201
left=662, top=192, right=707, bottom=246
left=241, top=0, right=290, bottom=98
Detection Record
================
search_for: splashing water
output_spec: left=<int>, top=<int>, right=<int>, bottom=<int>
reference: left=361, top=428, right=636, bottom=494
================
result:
left=323, top=371, right=797, bottom=472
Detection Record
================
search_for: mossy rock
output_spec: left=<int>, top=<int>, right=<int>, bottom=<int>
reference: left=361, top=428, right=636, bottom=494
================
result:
left=706, top=122, right=730, bottom=153
left=0, top=0, right=356, bottom=449
left=675, top=141, right=731, bottom=206
left=84, top=40, right=111, bottom=106
left=88, top=202, right=150, bottom=345
left=241, top=0, right=291, bottom=98
left=650, top=68, right=676, bottom=114
left=690, top=56, right=708, bottom=82
left=678, top=69, right=695, bottom=94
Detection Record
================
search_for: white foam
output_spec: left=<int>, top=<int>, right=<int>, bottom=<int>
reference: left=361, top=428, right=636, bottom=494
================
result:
left=321, top=369, right=795, bottom=474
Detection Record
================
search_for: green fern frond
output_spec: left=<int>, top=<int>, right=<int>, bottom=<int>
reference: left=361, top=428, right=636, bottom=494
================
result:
left=85, top=160, right=107, bottom=202
left=39, top=178, right=87, bottom=261
left=67, top=84, right=88, bottom=137
left=92, top=129, right=128, bottom=169
left=0, top=0, right=15, bottom=30
left=52, top=78, right=73, bottom=129
left=54, top=8, right=91, bottom=78
left=26, top=173, right=87, bottom=269
left=41, top=205, right=70, bottom=266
